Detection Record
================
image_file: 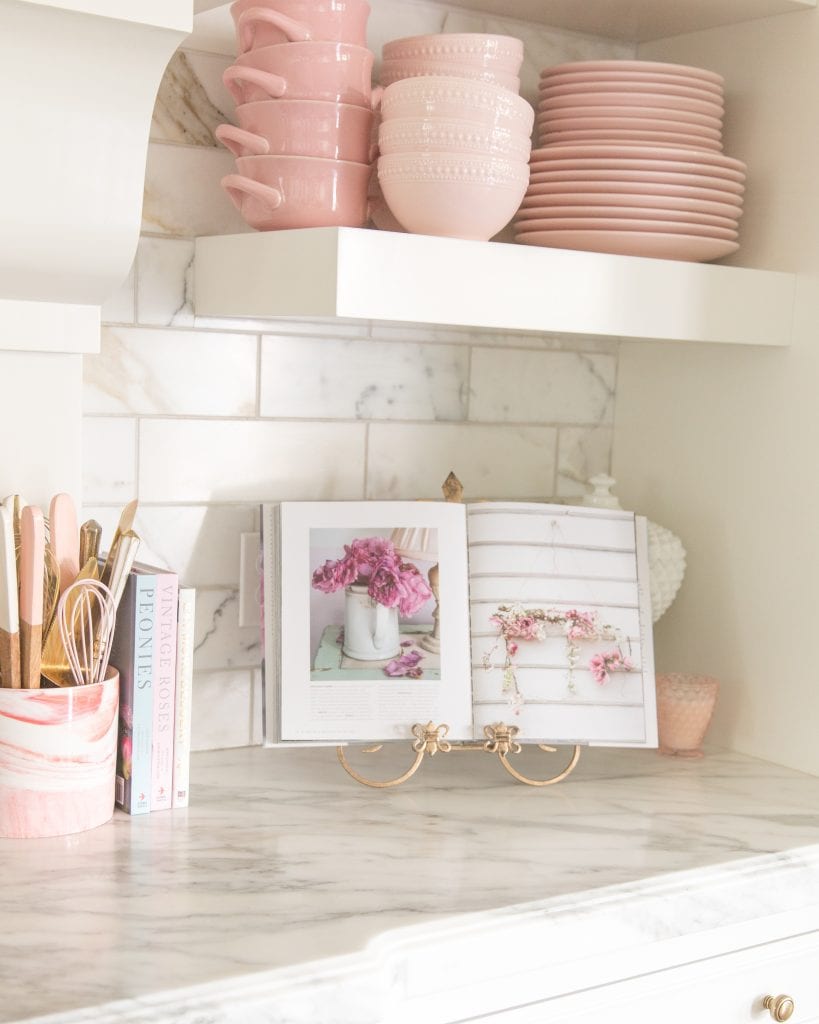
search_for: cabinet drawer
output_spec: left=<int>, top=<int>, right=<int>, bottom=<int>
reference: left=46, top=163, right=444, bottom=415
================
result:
left=475, top=931, right=819, bottom=1024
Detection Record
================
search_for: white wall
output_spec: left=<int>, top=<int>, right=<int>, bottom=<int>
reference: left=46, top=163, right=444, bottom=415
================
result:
left=614, top=9, right=819, bottom=772
left=82, top=7, right=631, bottom=752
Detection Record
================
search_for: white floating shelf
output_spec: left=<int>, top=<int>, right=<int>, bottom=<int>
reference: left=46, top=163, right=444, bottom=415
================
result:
left=194, top=228, right=795, bottom=347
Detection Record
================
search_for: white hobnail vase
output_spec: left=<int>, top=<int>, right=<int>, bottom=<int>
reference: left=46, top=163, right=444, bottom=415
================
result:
left=581, top=474, right=687, bottom=623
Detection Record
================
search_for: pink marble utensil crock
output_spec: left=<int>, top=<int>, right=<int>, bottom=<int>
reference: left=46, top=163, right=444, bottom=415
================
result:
left=224, top=42, right=375, bottom=107
left=219, top=99, right=374, bottom=162
left=0, top=668, right=119, bottom=839
left=233, top=0, right=370, bottom=52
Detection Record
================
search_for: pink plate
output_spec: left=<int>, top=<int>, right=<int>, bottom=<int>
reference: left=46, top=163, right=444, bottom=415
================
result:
left=515, top=204, right=739, bottom=228
left=539, top=72, right=722, bottom=102
left=538, top=60, right=724, bottom=86
left=529, top=156, right=744, bottom=182
left=520, top=189, right=742, bottom=216
left=536, top=101, right=724, bottom=130
left=524, top=180, right=741, bottom=205
left=528, top=167, right=745, bottom=194
left=537, top=90, right=723, bottom=117
left=513, top=216, right=737, bottom=238
left=536, top=128, right=723, bottom=151
left=536, top=115, right=716, bottom=139
left=513, top=229, right=739, bottom=261
left=529, top=145, right=746, bottom=175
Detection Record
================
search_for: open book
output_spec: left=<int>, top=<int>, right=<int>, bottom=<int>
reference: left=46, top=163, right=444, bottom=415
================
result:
left=262, top=500, right=657, bottom=747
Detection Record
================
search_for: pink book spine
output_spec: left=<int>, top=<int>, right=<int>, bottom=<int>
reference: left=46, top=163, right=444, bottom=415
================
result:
left=172, top=588, right=196, bottom=808
left=151, top=572, right=179, bottom=810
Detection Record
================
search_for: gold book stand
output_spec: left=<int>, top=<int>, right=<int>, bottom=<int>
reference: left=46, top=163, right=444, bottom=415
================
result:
left=337, top=722, right=581, bottom=789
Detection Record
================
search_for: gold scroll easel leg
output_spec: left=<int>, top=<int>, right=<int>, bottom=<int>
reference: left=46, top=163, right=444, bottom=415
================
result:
left=498, top=743, right=581, bottom=787
left=482, top=724, right=581, bottom=787
left=336, top=723, right=451, bottom=789
left=337, top=724, right=581, bottom=789
left=336, top=744, right=425, bottom=788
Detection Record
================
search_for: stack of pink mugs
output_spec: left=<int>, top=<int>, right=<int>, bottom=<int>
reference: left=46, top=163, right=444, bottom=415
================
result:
left=373, top=34, right=533, bottom=240
left=216, top=0, right=377, bottom=230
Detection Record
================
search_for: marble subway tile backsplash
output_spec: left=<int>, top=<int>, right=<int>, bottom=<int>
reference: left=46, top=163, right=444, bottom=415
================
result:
left=83, top=19, right=627, bottom=751
left=259, top=335, right=469, bottom=420
left=150, top=50, right=235, bottom=147
left=84, top=326, right=257, bottom=417
left=142, top=143, right=247, bottom=237
left=138, top=419, right=367, bottom=503
left=470, top=349, right=617, bottom=425
left=366, top=423, right=557, bottom=499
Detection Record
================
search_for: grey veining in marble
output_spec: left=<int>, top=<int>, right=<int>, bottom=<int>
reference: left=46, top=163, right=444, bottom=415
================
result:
left=151, top=50, right=235, bottom=147
left=6, top=747, right=819, bottom=1023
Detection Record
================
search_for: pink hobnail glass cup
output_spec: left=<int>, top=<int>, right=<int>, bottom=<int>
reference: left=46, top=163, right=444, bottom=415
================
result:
left=656, top=673, right=720, bottom=757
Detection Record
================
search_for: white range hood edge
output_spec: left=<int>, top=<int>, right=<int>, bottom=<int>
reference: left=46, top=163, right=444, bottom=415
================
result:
left=0, top=0, right=192, bottom=354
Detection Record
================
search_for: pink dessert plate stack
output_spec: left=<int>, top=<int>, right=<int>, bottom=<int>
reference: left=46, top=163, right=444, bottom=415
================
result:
left=372, top=34, right=533, bottom=239
left=215, top=0, right=377, bottom=230
left=514, top=59, right=745, bottom=261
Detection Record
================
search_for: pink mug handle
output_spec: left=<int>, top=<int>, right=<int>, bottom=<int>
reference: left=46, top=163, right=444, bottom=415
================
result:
left=370, top=85, right=383, bottom=112
left=214, top=124, right=269, bottom=157
left=223, top=65, right=286, bottom=103
left=221, top=174, right=284, bottom=213
left=237, top=7, right=312, bottom=51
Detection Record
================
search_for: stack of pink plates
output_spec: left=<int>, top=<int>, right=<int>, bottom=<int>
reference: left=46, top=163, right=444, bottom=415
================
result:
left=514, top=60, right=745, bottom=261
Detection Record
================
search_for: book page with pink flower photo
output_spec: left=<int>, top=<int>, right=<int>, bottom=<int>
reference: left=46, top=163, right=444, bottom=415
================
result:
left=467, top=502, right=656, bottom=747
left=266, top=501, right=473, bottom=743
left=262, top=500, right=656, bottom=747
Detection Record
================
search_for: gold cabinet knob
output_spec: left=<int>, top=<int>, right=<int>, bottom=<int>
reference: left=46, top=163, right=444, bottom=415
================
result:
left=763, top=995, right=795, bottom=1021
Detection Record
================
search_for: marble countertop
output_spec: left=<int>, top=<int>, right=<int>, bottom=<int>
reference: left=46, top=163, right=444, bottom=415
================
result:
left=6, top=743, right=819, bottom=1024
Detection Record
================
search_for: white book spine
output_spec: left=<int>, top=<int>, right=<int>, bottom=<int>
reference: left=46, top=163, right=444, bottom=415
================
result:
left=172, top=587, right=196, bottom=808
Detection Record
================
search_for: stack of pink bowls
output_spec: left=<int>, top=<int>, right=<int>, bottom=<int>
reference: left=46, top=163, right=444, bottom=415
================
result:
left=373, top=34, right=532, bottom=239
left=216, top=0, right=377, bottom=230
left=513, top=59, right=745, bottom=261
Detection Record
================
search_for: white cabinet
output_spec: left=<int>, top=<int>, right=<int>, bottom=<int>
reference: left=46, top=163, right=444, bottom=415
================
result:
left=474, top=931, right=819, bottom=1023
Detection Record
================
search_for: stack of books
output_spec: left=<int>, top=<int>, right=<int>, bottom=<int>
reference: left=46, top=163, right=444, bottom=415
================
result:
left=109, top=564, right=196, bottom=815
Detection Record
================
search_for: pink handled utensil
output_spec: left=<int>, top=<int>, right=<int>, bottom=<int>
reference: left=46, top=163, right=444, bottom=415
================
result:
left=49, top=493, right=80, bottom=595
left=0, top=505, right=20, bottom=688
left=20, top=505, right=45, bottom=689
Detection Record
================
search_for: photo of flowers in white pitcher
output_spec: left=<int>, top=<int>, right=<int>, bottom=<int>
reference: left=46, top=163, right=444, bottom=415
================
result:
left=309, top=529, right=438, bottom=680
